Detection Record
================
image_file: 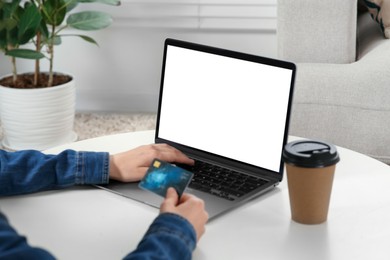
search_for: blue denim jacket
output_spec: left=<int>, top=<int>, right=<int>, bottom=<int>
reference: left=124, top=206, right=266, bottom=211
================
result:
left=0, top=149, right=196, bottom=259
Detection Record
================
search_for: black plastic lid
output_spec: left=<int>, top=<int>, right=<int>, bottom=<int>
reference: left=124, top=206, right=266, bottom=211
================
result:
left=282, top=140, right=340, bottom=168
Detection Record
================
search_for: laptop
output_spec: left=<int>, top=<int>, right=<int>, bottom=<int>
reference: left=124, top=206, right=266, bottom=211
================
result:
left=98, top=38, right=296, bottom=220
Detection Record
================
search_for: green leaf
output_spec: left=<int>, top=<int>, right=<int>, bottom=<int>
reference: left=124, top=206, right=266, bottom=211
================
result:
left=61, top=33, right=99, bottom=46
left=6, top=21, right=18, bottom=46
left=9, top=0, right=22, bottom=16
left=77, top=34, right=98, bottom=45
left=77, top=0, right=121, bottom=6
left=18, top=3, right=42, bottom=44
left=2, top=17, right=17, bottom=30
left=1, top=2, right=21, bottom=46
left=53, top=35, right=62, bottom=45
left=0, top=30, right=6, bottom=50
left=0, top=20, right=5, bottom=31
left=1, top=1, right=22, bottom=22
left=42, top=0, right=67, bottom=26
left=66, top=0, right=78, bottom=12
left=38, top=18, right=49, bottom=39
left=40, top=34, right=62, bottom=46
left=67, top=11, right=112, bottom=31
left=6, top=48, right=45, bottom=59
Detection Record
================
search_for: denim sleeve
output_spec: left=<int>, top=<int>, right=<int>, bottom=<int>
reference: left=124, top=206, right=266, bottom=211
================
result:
left=0, top=212, right=55, bottom=260
left=123, top=213, right=197, bottom=260
left=0, top=149, right=110, bottom=196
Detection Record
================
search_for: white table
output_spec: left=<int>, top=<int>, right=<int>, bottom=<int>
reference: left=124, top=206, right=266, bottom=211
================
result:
left=1, top=130, right=390, bottom=260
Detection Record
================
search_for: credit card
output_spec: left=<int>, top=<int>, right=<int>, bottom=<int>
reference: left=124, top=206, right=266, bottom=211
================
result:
left=139, top=159, right=194, bottom=198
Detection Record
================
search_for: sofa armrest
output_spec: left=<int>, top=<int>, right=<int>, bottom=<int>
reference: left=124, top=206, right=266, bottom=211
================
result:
left=277, top=0, right=358, bottom=64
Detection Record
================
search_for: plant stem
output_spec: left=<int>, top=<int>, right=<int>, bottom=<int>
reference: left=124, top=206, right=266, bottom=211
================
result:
left=34, top=0, right=43, bottom=87
left=48, top=24, right=55, bottom=87
left=34, top=31, right=41, bottom=87
left=8, top=44, right=17, bottom=85
left=11, top=56, right=17, bottom=85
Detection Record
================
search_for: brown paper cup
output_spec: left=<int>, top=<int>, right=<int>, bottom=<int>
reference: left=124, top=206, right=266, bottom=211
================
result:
left=286, top=164, right=336, bottom=224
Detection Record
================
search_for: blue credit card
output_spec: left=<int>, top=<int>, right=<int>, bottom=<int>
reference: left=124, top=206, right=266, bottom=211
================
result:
left=139, top=159, right=194, bottom=198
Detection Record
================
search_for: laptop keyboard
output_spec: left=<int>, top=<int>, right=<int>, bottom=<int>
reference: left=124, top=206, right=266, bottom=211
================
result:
left=179, top=160, right=269, bottom=201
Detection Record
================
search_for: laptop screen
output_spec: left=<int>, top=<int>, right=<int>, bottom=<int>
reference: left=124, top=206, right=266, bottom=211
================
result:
left=157, top=40, right=295, bottom=173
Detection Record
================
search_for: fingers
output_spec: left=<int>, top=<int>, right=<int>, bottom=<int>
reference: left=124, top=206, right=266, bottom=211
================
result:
left=133, top=144, right=193, bottom=179
left=149, top=144, right=194, bottom=165
left=160, top=187, right=179, bottom=212
left=166, top=187, right=179, bottom=202
left=178, top=194, right=208, bottom=241
left=109, top=143, right=193, bottom=183
left=179, top=192, right=194, bottom=203
left=160, top=190, right=208, bottom=242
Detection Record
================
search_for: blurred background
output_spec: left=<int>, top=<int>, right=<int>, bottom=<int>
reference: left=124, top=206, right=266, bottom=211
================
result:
left=0, top=0, right=277, bottom=113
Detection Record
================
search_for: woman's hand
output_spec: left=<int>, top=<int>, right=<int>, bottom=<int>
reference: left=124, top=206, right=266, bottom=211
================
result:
left=160, top=188, right=209, bottom=242
left=109, top=144, right=194, bottom=182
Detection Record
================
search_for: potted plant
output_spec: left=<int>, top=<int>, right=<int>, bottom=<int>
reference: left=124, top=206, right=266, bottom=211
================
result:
left=0, top=0, right=119, bottom=150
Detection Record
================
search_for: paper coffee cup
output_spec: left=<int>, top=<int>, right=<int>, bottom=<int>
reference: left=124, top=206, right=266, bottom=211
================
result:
left=282, top=140, right=340, bottom=224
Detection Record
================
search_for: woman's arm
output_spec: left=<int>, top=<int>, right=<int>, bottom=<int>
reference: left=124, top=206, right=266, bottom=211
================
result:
left=0, top=144, right=193, bottom=197
left=0, top=149, right=109, bottom=196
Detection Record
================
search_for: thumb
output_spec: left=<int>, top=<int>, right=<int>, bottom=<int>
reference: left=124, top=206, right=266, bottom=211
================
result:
left=166, top=187, right=179, bottom=204
left=160, top=187, right=179, bottom=212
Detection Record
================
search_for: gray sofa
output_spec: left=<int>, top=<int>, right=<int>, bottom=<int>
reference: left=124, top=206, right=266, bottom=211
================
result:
left=277, top=0, right=390, bottom=164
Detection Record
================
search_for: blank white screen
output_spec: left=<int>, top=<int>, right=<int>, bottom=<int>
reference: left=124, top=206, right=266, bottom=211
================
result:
left=158, top=45, right=292, bottom=172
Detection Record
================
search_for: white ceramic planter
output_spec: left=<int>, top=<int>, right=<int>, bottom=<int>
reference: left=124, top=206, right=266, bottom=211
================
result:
left=0, top=73, right=77, bottom=150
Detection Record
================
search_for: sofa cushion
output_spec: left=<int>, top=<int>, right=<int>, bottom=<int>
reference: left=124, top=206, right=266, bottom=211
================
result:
left=277, top=0, right=357, bottom=64
left=362, top=0, right=390, bottom=38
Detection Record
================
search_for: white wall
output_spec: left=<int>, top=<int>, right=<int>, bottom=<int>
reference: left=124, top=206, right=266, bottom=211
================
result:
left=0, top=0, right=277, bottom=113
